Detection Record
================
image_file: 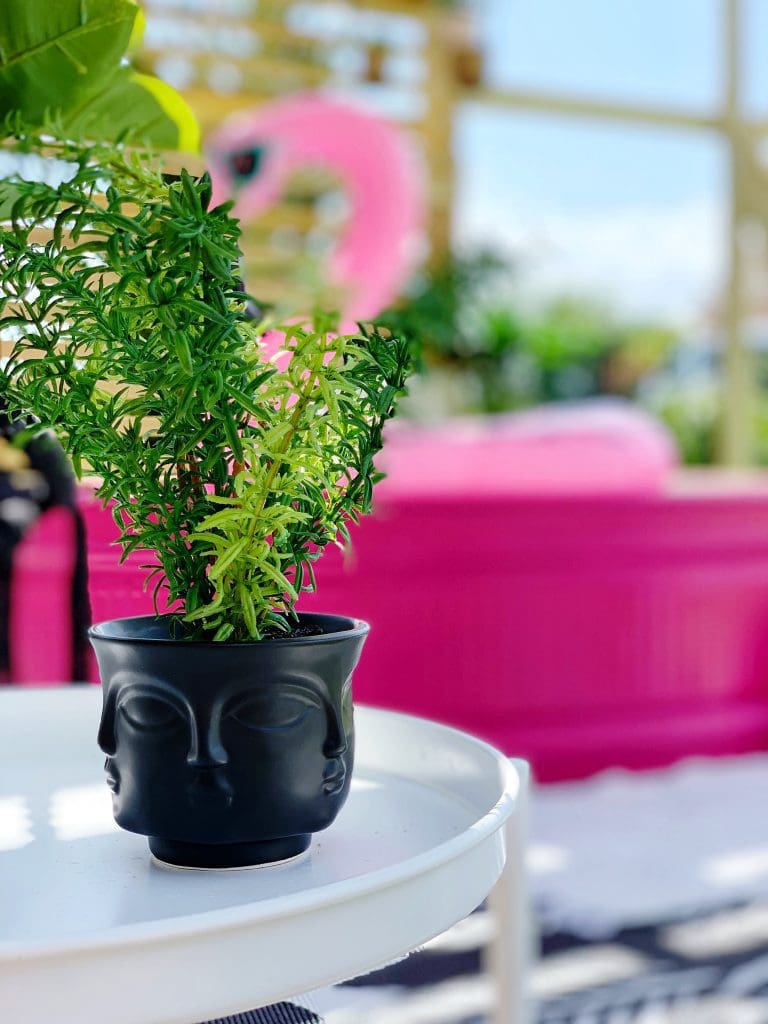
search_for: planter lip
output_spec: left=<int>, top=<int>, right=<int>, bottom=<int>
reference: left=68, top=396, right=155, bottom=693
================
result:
left=88, top=611, right=369, bottom=647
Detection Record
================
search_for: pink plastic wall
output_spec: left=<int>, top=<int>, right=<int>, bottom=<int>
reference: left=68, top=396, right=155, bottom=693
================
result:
left=80, top=488, right=174, bottom=683
left=299, top=489, right=768, bottom=779
left=7, top=507, right=77, bottom=685
left=71, top=478, right=768, bottom=781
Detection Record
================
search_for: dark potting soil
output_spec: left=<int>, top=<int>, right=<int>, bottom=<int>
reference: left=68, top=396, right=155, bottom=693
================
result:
left=165, top=619, right=327, bottom=643
left=262, top=623, right=325, bottom=640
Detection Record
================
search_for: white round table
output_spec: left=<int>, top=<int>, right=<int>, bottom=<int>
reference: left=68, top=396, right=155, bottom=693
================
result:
left=0, top=688, right=526, bottom=1024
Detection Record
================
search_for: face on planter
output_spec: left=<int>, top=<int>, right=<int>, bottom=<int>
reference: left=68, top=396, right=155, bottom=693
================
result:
left=97, top=669, right=353, bottom=843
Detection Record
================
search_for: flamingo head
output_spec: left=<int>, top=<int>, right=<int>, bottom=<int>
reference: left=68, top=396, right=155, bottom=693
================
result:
left=205, top=94, right=425, bottom=322
left=206, top=131, right=289, bottom=217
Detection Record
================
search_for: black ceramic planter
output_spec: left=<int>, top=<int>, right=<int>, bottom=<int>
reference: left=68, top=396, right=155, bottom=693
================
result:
left=88, top=613, right=368, bottom=869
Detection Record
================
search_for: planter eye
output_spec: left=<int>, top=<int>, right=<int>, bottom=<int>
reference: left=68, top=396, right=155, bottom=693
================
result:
left=119, top=694, right=184, bottom=732
left=227, top=693, right=317, bottom=732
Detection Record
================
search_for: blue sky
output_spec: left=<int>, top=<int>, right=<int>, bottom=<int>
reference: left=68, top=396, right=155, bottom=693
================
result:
left=453, top=0, right=768, bottom=319
left=481, top=0, right=721, bottom=113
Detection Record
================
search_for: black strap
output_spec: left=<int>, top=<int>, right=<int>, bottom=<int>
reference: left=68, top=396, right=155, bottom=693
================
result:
left=68, top=503, right=92, bottom=682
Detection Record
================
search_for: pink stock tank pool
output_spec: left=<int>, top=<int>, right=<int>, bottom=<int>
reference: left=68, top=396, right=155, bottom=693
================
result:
left=300, top=475, right=768, bottom=780
left=16, top=406, right=768, bottom=782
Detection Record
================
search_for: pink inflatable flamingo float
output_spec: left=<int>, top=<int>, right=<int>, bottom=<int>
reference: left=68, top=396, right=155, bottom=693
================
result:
left=206, top=93, right=425, bottom=326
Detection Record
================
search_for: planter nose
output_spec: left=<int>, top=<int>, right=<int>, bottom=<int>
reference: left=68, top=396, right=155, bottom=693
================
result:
left=187, top=748, right=228, bottom=769
left=187, top=714, right=228, bottom=769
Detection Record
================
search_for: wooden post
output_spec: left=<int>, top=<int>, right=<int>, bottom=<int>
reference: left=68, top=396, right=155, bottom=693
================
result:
left=720, top=0, right=753, bottom=464
left=423, top=8, right=457, bottom=260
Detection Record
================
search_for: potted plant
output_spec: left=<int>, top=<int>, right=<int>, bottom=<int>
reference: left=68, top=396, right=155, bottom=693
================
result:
left=0, top=126, right=410, bottom=867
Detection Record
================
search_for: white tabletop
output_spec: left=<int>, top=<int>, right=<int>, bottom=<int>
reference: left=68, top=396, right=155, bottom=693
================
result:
left=0, top=688, right=521, bottom=1024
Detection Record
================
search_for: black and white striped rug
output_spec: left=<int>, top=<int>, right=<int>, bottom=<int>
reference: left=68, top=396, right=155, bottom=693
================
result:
left=201, top=899, right=768, bottom=1022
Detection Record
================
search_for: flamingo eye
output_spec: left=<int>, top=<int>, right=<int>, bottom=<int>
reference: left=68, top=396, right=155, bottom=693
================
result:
left=229, top=146, right=266, bottom=182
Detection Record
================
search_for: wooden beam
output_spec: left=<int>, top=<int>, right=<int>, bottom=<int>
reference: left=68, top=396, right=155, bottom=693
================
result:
left=463, top=86, right=723, bottom=133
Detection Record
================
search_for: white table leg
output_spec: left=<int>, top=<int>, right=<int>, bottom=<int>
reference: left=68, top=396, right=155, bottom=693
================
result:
left=484, top=760, right=535, bottom=1024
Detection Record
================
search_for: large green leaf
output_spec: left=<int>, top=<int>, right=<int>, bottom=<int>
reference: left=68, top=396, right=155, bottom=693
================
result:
left=0, top=0, right=199, bottom=152
left=65, top=69, right=200, bottom=152
left=0, top=0, right=136, bottom=123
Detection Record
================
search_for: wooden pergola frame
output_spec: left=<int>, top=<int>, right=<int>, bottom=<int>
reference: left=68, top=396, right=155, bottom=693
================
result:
left=464, top=0, right=764, bottom=465
left=142, top=0, right=762, bottom=461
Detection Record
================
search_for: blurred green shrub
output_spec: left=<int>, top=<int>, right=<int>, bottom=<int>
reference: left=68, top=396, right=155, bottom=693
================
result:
left=378, top=249, right=683, bottom=427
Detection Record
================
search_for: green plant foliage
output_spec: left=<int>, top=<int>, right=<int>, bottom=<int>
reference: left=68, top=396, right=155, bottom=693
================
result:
left=0, top=0, right=198, bottom=151
left=0, top=132, right=410, bottom=640
left=380, top=251, right=678, bottom=417
left=378, top=249, right=510, bottom=367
